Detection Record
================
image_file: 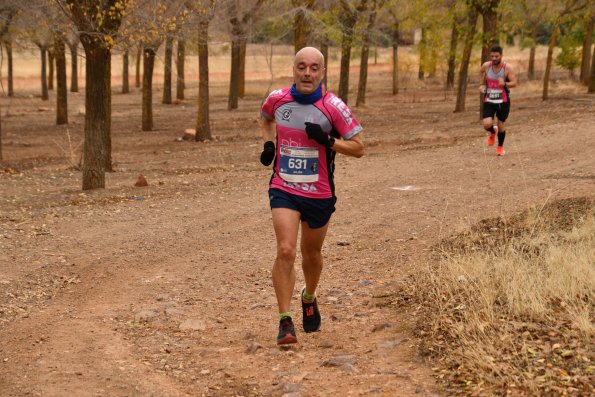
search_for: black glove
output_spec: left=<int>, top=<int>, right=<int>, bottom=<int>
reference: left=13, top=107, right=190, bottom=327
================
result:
left=260, top=141, right=275, bottom=166
left=304, top=122, right=334, bottom=148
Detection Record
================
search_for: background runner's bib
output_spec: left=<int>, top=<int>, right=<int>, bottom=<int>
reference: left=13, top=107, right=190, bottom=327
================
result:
left=278, top=145, right=319, bottom=183
left=486, top=88, right=503, bottom=103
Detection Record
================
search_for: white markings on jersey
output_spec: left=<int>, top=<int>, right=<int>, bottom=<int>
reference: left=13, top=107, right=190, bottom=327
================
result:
left=326, top=96, right=353, bottom=125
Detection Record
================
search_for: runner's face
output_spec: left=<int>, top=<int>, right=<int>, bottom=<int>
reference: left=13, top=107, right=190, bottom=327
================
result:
left=293, top=52, right=325, bottom=95
left=490, top=52, right=502, bottom=65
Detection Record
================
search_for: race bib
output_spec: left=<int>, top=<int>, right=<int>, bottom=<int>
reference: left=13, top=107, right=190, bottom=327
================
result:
left=278, top=145, right=319, bottom=183
left=486, top=88, right=503, bottom=103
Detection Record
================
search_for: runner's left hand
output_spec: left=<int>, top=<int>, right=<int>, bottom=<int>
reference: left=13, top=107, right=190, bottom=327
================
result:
left=305, top=122, right=332, bottom=148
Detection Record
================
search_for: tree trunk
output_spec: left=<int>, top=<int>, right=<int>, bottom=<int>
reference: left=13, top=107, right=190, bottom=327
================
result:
left=48, top=50, right=55, bottom=90
left=5, top=40, right=14, bottom=97
left=392, top=22, right=399, bottom=95
left=588, top=41, right=595, bottom=93
left=0, top=103, right=2, bottom=160
left=580, top=16, right=593, bottom=85
left=454, top=8, right=478, bottom=112
left=480, top=4, right=499, bottom=64
left=80, top=44, right=111, bottom=189
left=321, top=42, right=328, bottom=89
left=142, top=47, right=156, bottom=131
left=294, top=6, right=310, bottom=52
left=176, top=39, right=185, bottom=100
left=162, top=37, right=173, bottom=104
left=480, top=3, right=499, bottom=118
left=418, top=27, right=427, bottom=80
left=135, top=46, right=141, bottom=88
left=40, top=47, right=49, bottom=101
left=196, top=20, right=211, bottom=141
left=238, top=38, right=246, bottom=98
left=55, top=34, right=68, bottom=125
left=228, top=39, right=240, bottom=110
left=122, top=50, right=129, bottom=93
left=528, top=21, right=537, bottom=80
left=356, top=7, right=378, bottom=107
left=542, top=24, right=558, bottom=101
left=446, top=19, right=459, bottom=89
left=69, top=41, right=79, bottom=92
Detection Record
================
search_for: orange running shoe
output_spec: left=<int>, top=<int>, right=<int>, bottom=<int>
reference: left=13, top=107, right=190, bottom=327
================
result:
left=487, top=125, right=498, bottom=146
left=487, top=133, right=496, bottom=146
left=496, top=146, right=505, bottom=156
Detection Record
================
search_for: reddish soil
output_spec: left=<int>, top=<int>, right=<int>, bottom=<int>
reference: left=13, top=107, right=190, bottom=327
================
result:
left=0, top=69, right=593, bottom=397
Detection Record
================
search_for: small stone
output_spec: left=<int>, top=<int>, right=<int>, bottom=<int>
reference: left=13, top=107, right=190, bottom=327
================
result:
left=358, top=279, right=372, bottom=287
left=134, top=310, right=159, bottom=323
left=183, top=129, right=196, bottom=141
left=377, top=340, right=400, bottom=349
left=179, top=319, right=206, bottom=331
left=156, top=294, right=169, bottom=301
left=165, top=307, right=184, bottom=317
left=372, top=323, right=392, bottom=332
left=337, top=241, right=350, bottom=246
left=200, top=369, right=210, bottom=375
left=340, top=363, right=357, bottom=374
left=134, top=174, right=148, bottom=187
left=415, top=387, right=424, bottom=394
left=318, top=340, right=334, bottom=349
left=321, top=355, right=354, bottom=367
left=245, top=342, right=263, bottom=353
left=243, top=331, right=255, bottom=340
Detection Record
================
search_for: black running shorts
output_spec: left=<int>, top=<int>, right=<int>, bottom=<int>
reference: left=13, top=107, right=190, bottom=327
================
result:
left=482, top=101, right=510, bottom=122
left=269, top=188, right=336, bottom=229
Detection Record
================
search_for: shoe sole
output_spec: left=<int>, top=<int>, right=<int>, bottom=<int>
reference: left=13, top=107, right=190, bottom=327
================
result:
left=277, top=334, right=298, bottom=345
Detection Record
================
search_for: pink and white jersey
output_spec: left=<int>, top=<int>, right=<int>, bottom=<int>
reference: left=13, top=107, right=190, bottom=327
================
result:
left=261, top=88, right=363, bottom=199
left=484, top=62, right=508, bottom=104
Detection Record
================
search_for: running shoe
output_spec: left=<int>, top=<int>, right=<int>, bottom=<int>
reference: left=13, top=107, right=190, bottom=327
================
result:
left=487, top=125, right=498, bottom=146
left=496, top=146, right=505, bottom=156
left=301, top=288, right=321, bottom=333
left=277, top=317, right=298, bottom=345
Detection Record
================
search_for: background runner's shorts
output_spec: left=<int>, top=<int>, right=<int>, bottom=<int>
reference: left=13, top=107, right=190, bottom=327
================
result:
left=269, top=188, right=336, bottom=229
left=482, top=101, right=510, bottom=122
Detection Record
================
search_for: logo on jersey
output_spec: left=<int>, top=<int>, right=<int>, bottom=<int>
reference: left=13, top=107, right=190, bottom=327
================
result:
left=282, top=109, right=292, bottom=121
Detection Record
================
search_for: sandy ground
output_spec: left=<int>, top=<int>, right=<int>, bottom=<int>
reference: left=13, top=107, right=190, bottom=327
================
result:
left=0, top=50, right=594, bottom=396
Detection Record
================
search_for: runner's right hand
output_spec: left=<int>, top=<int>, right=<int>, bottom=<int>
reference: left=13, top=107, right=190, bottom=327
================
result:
left=260, top=141, right=275, bottom=166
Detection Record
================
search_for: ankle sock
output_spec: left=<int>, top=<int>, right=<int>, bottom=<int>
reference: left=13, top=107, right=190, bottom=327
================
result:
left=487, top=126, right=496, bottom=134
left=302, top=290, right=316, bottom=303
left=279, top=312, right=292, bottom=321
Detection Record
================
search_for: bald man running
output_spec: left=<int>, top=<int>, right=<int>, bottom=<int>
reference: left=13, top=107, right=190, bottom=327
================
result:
left=259, top=47, right=365, bottom=345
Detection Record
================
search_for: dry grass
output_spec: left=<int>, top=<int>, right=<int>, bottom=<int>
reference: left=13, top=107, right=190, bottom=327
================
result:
left=398, top=197, right=595, bottom=396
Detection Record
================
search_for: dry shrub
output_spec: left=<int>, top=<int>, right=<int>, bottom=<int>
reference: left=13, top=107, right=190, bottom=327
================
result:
left=405, top=197, right=595, bottom=396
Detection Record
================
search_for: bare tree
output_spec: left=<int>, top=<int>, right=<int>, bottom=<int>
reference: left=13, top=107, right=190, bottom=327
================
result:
left=356, top=0, right=384, bottom=107
left=0, top=4, right=17, bottom=160
left=176, top=37, right=185, bottom=100
left=292, top=0, right=315, bottom=52
left=454, top=4, right=478, bottom=112
left=580, top=15, right=594, bottom=84
left=338, top=0, right=368, bottom=104
left=227, top=0, right=265, bottom=110
left=54, top=31, right=68, bottom=125
left=162, top=36, right=174, bottom=104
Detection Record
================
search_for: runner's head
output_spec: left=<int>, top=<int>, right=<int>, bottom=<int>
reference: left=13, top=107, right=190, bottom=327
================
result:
left=293, top=47, right=325, bottom=95
left=490, top=45, right=503, bottom=65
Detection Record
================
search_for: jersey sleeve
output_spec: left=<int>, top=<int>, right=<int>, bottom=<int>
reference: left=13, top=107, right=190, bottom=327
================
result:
left=324, top=94, right=363, bottom=139
left=261, top=89, right=286, bottom=121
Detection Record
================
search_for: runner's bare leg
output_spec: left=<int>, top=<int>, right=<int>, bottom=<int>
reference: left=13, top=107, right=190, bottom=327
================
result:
left=301, top=221, right=329, bottom=297
left=272, top=208, right=301, bottom=313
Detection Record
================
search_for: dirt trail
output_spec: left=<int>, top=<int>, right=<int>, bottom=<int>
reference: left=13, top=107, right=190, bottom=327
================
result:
left=1, top=84, right=594, bottom=396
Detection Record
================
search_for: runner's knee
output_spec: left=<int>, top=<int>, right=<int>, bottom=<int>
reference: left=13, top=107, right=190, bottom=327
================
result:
left=277, top=243, right=297, bottom=263
left=483, top=120, right=493, bottom=130
left=301, top=248, right=322, bottom=264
